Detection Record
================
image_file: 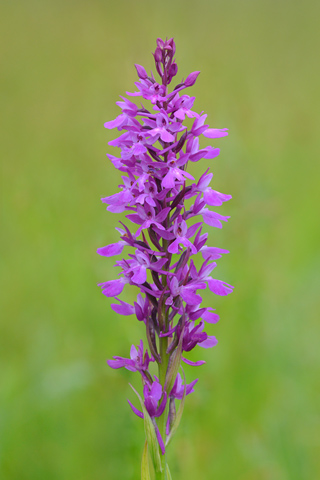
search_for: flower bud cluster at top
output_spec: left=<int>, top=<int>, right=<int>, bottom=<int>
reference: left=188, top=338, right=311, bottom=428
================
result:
left=98, top=37, right=233, bottom=454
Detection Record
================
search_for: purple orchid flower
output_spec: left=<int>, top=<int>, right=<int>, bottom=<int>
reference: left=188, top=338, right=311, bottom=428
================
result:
left=161, top=152, right=194, bottom=189
left=167, top=217, right=199, bottom=254
left=165, top=276, right=206, bottom=306
left=128, top=380, right=167, bottom=420
left=108, top=340, right=154, bottom=373
left=98, top=37, right=233, bottom=474
left=195, top=169, right=232, bottom=206
left=128, top=380, right=167, bottom=454
left=172, top=95, right=199, bottom=121
left=126, top=204, right=171, bottom=236
left=170, top=373, right=198, bottom=400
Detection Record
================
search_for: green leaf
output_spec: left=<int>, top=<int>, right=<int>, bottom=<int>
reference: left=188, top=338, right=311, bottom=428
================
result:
left=141, top=440, right=155, bottom=480
left=165, top=366, right=187, bottom=446
left=130, top=384, right=162, bottom=473
left=166, top=464, right=173, bottom=480
left=141, top=441, right=150, bottom=480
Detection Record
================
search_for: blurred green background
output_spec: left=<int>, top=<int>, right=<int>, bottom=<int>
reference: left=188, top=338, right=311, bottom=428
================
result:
left=1, top=0, right=319, bottom=479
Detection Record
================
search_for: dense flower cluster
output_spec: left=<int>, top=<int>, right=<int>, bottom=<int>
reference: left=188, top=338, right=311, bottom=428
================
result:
left=98, top=37, right=233, bottom=463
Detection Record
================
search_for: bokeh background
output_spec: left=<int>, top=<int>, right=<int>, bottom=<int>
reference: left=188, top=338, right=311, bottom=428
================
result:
left=1, top=1, right=319, bottom=479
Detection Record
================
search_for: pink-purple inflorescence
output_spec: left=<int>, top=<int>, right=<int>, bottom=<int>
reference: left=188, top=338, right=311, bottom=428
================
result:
left=98, top=37, right=233, bottom=459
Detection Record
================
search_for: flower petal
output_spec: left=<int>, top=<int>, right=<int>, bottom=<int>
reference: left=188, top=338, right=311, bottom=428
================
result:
left=131, top=265, right=147, bottom=284
left=199, top=335, right=218, bottom=348
left=100, top=279, right=125, bottom=297
left=127, top=400, right=144, bottom=419
left=97, top=242, right=124, bottom=257
left=207, top=278, right=234, bottom=296
left=111, top=298, right=134, bottom=315
left=180, top=287, right=202, bottom=305
left=203, top=128, right=228, bottom=139
left=181, top=356, right=206, bottom=366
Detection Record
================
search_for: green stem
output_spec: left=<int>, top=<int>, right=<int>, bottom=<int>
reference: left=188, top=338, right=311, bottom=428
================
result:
left=155, top=202, right=171, bottom=479
left=155, top=333, right=169, bottom=480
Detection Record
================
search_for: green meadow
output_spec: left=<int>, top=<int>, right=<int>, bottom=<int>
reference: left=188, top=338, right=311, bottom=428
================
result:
left=1, top=1, right=319, bottom=479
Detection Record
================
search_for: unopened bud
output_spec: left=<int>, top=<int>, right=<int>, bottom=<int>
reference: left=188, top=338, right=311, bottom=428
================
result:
left=134, top=64, right=148, bottom=80
left=155, top=61, right=163, bottom=78
left=184, top=71, right=200, bottom=87
left=169, top=62, right=178, bottom=78
left=156, top=37, right=164, bottom=49
left=168, top=38, right=176, bottom=56
left=154, top=47, right=162, bottom=62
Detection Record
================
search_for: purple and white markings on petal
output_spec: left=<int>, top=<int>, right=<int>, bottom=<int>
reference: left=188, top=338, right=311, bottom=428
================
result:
left=166, top=276, right=206, bottom=307
left=168, top=217, right=198, bottom=255
left=161, top=153, right=194, bottom=189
